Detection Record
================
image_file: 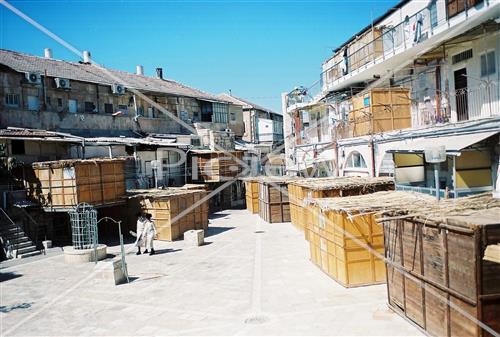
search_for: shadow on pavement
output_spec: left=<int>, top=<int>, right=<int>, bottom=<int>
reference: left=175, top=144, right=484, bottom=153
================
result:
left=0, top=271, right=22, bottom=283
left=205, top=226, right=235, bottom=237
left=208, top=212, right=231, bottom=220
left=0, top=302, right=33, bottom=313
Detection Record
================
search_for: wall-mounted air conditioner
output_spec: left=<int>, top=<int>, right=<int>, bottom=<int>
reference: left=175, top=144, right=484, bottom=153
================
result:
left=54, top=77, right=71, bottom=89
left=111, top=84, right=126, bottom=95
left=25, top=72, right=41, bottom=84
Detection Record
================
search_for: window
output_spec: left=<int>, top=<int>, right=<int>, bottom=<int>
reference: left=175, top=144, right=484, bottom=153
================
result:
left=118, top=105, right=128, bottom=115
left=104, top=103, right=114, bottom=114
left=46, top=97, right=51, bottom=106
left=452, top=49, right=473, bottom=64
left=191, top=138, right=201, bottom=146
left=429, top=0, right=438, bottom=27
left=68, top=99, right=77, bottom=113
left=345, top=151, right=367, bottom=169
left=213, top=103, right=228, bottom=123
left=84, top=101, right=95, bottom=113
left=57, top=98, right=63, bottom=107
left=27, top=96, right=39, bottom=111
left=5, top=93, right=19, bottom=107
left=148, top=107, right=155, bottom=118
left=230, top=112, right=236, bottom=121
left=11, top=140, right=25, bottom=155
left=200, top=101, right=213, bottom=122
left=480, top=51, right=496, bottom=77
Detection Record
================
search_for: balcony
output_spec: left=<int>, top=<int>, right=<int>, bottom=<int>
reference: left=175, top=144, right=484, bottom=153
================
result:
left=412, top=81, right=500, bottom=128
left=320, top=0, right=499, bottom=94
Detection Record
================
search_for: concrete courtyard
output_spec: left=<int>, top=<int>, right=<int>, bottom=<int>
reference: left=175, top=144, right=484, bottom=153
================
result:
left=1, top=209, right=422, bottom=336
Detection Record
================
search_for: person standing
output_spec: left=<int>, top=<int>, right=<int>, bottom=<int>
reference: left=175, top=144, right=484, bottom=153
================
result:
left=143, top=213, right=157, bottom=256
left=134, top=212, right=146, bottom=255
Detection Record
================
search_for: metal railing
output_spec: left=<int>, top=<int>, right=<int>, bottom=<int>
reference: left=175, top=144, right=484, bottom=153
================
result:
left=321, top=3, right=446, bottom=90
left=452, top=82, right=499, bottom=122
left=412, top=81, right=499, bottom=127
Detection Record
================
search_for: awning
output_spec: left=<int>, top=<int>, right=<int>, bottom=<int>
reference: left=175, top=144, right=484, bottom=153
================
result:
left=386, top=131, right=499, bottom=155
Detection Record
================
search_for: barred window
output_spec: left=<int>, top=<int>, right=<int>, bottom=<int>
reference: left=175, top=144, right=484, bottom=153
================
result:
left=5, top=93, right=19, bottom=107
left=213, top=103, right=228, bottom=123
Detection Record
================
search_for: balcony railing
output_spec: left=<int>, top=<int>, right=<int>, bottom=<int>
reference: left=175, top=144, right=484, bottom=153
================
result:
left=412, top=81, right=499, bottom=127
left=321, top=3, right=447, bottom=90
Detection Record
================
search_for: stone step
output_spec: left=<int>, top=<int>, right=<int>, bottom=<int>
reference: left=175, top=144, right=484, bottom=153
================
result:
left=18, top=250, right=42, bottom=259
left=16, top=245, right=37, bottom=255
left=10, top=240, right=34, bottom=249
left=2, top=230, right=27, bottom=239
left=0, top=226, right=22, bottom=235
left=5, top=235, right=30, bottom=244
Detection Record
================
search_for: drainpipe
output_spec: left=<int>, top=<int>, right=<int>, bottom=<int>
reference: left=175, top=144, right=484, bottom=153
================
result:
left=42, top=69, right=48, bottom=110
left=184, top=147, right=191, bottom=185
left=81, top=140, right=86, bottom=159
left=333, top=140, right=339, bottom=177
left=369, top=137, right=376, bottom=177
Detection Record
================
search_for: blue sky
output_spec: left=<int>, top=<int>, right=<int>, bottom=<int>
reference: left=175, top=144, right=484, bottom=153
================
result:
left=1, top=0, right=397, bottom=112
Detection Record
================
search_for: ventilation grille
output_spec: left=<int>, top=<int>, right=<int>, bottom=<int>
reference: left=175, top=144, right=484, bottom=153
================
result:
left=452, top=49, right=473, bottom=64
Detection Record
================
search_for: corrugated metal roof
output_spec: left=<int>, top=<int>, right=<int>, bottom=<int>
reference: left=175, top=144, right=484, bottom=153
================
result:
left=0, top=49, right=226, bottom=102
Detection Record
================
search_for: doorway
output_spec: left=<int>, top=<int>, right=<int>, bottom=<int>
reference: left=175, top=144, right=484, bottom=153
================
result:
left=454, top=68, right=468, bottom=121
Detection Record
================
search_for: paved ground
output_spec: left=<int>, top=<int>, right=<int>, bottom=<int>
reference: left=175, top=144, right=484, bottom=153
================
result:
left=0, top=209, right=422, bottom=336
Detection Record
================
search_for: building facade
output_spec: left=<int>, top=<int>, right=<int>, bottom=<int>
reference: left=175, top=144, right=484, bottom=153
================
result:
left=283, top=0, right=500, bottom=197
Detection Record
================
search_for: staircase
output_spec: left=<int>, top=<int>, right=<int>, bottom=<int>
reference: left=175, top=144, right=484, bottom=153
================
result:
left=0, top=208, right=40, bottom=259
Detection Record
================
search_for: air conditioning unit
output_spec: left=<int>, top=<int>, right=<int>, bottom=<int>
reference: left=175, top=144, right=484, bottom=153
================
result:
left=54, top=77, right=71, bottom=89
left=25, top=72, right=41, bottom=84
left=111, top=84, right=126, bottom=95
left=224, top=128, right=232, bottom=133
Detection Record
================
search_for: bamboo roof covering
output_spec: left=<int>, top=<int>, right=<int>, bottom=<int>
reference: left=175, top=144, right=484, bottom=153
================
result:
left=309, top=191, right=500, bottom=229
left=290, top=176, right=394, bottom=191
left=32, top=157, right=128, bottom=168
left=126, top=188, right=205, bottom=199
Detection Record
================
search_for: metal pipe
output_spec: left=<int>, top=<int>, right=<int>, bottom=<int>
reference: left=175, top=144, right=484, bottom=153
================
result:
left=434, top=163, right=440, bottom=200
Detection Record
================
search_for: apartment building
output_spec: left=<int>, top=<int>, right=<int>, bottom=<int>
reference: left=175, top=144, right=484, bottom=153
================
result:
left=218, top=93, right=284, bottom=145
left=0, top=48, right=250, bottom=187
left=283, top=0, right=500, bottom=197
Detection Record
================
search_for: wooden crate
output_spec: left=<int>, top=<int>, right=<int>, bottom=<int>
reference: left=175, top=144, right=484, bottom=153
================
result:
left=31, top=158, right=126, bottom=208
left=130, top=189, right=209, bottom=241
left=380, top=200, right=500, bottom=337
left=258, top=179, right=292, bottom=223
left=349, top=88, right=411, bottom=137
left=288, top=176, right=394, bottom=232
left=306, top=191, right=432, bottom=288
left=191, top=150, right=244, bottom=182
left=244, top=180, right=260, bottom=214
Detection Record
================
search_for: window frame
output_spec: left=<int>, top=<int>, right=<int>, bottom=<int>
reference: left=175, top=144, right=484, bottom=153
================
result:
left=345, top=151, right=368, bottom=169
left=84, top=101, right=96, bottom=113
left=5, top=93, right=20, bottom=107
left=480, top=50, right=496, bottom=77
left=104, top=103, right=114, bottom=114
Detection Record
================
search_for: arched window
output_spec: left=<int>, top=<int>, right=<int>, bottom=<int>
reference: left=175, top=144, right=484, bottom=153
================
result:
left=345, top=151, right=367, bottom=169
